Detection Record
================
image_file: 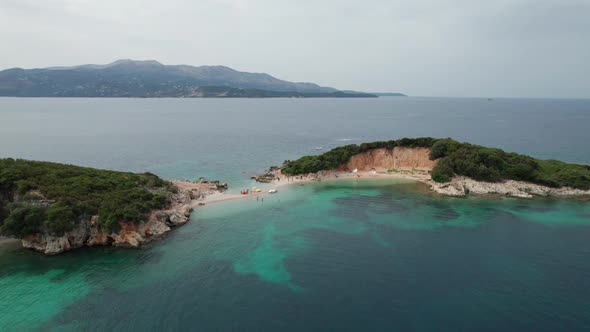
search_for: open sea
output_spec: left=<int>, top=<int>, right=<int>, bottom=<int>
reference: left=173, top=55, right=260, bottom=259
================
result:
left=0, top=97, right=589, bottom=331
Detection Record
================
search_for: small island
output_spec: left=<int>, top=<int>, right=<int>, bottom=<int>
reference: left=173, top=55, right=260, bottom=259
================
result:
left=2, top=138, right=589, bottom=255
left=264, top=138, right=590, bottom=198
left=0, top=159, right=227, bottom=255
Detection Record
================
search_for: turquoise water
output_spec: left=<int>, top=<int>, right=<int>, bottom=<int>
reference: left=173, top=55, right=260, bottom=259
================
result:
left=0, top=97, right=590, bottom=331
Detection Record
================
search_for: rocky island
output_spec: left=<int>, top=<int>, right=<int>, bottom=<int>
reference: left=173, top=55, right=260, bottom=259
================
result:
left=273, top=138, right=590, bottom=198
left=0, top=159, right=226, bottom=255
left=3, top=138, right=589, bottom=255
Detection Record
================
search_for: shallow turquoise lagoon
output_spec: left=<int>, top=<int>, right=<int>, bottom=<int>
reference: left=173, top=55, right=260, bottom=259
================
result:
left=1, top=97, right=589, bottom=331
left=1, top=179, right=589, bottom=331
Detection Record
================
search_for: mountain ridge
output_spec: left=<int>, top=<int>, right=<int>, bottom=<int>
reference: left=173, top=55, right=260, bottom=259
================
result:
left=0, top=59, right=383, bottom=98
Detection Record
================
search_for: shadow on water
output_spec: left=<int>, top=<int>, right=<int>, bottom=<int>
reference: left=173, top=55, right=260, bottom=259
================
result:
left=38, top=259, right=310, bottom=332
left=0, top=243, right=165, bottom=281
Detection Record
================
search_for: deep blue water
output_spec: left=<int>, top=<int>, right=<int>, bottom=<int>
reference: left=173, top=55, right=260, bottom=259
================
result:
left=1, top=97, right=589, bottom=187
left=0, top=97, right=589, bottom=331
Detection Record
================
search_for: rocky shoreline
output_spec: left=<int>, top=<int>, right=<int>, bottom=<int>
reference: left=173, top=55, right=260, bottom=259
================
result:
left=14, top=145, right=590, bottom=256
left=263, top=168, right=590, bottom=200
left=20, top=180, right=224, bottom=255
left=264, top=147, right=590, bottom=200
left=429, top=176, right=590, bottom=198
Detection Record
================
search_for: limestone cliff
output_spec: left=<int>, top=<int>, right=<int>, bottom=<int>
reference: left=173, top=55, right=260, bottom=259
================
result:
left=21, top=189, right=194, bottom=255
left=343, top=147, right=436, bottom=172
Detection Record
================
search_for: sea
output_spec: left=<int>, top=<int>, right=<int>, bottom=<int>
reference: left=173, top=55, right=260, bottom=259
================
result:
left=0, top=97, right=589, bottom=331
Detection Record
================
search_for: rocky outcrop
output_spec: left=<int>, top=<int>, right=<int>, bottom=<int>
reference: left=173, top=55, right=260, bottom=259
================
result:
left=430, top=176, right=590, bottom=198
left=252, top=173, right=277, bottom=183
left=21, top=187, right=196, bottom=255
left=344, top=147, right=436, bottom=172
left=196, top=177, right=228, bottom=190
left=252, top=166, right=281, bottom=183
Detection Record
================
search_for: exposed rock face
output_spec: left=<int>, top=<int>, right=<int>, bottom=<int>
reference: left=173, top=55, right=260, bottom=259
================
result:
left=344, top=147, right=436, bottom=172
left=270, top=146, right=590, bottom=201
left=21, top=187, right=196, bottom=255
left=430, top=176, right=590, bottom=198
left=337, top=147, right=589, bottom=199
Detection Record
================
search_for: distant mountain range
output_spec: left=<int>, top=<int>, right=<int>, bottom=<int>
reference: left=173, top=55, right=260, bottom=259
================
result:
left=0, top=59, right=400, bottom=98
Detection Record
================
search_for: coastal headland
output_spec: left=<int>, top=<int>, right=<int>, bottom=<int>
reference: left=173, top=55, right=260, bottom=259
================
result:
left=0, top=159, right=232, bottom=255
left=256, top=138, right=590, bottom=199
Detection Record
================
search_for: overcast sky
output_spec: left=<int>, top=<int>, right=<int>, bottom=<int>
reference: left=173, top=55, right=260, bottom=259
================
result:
left=1, top=0, right=589, bottom=98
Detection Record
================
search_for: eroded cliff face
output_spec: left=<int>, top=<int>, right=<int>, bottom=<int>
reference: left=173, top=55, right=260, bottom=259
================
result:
left=21, top=191, right=194, bottom=255
left=338, top=148, right=589, bottom=199
left=343, top=147, right=436, bottom=172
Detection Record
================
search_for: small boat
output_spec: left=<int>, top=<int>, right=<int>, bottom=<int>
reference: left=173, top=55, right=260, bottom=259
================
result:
left=315, top=146, right=323, bottom=150
left=268, top=189, right=278, bottom=194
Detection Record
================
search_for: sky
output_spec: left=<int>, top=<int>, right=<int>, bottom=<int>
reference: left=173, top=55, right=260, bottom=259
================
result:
left=0, top=0, right=589, bottom=98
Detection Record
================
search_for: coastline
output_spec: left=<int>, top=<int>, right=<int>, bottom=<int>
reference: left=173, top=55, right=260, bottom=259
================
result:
left=430, top=176, right=590, bottom=199
left=189, top=169, right=430, bottom=207
left=6, top=146, right=590, bottom=254
left=6, top=169, right=589, bottom=254
left=264, top=145, right=590, bottom=199
left=17, top=179, right=223, bottom=255
left=248, top=168, right=590, bottom=200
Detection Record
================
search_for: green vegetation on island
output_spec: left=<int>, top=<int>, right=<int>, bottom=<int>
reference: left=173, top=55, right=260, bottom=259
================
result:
left=0, top=159, right=176, bottom=237
left=281, top=138, right=590, bottom=190
left=281, top=138, right=437, bottom=175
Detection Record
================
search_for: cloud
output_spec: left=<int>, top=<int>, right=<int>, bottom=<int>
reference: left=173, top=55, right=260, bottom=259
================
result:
left=0, top=0, right=588, bottom=97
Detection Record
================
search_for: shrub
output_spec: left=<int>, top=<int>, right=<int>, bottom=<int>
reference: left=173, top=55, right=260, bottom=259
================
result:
left=46, top=204, right=75, bottom=235
left=1, top=204, right=45, bottom=237
left=430, top=138, right=457, bottom=160
left=0, top=159, right=175, bottom=237
left=431, top=158, right=453, bottom=183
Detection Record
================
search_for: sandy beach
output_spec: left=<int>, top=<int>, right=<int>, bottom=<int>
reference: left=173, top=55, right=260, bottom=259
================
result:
left=177, top=169, right=431, bottom=208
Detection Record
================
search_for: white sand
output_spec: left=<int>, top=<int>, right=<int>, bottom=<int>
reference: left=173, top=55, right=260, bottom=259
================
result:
left=184, top=170, right=432, bottom=207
